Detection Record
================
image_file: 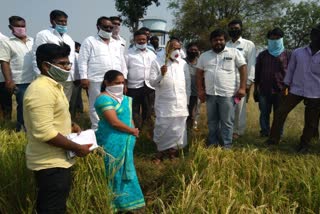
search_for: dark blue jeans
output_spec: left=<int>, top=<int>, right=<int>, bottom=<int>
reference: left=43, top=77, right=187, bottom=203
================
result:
left=15, top=83, right=29, bottom=131
left=258, top=93, right=283, bottom=136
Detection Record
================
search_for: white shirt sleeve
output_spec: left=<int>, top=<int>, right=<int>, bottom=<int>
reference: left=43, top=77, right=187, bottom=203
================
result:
left=78, top=38, right=91, bottom=80
left=184, top=63, right=191, bottom=104
left=246, top=42, right=256, bottom=85
left=32, top=32, right=48, bottom=74
left=149, top=60, right=163, bottom=88
left=120, top=52, right=128, bottom=79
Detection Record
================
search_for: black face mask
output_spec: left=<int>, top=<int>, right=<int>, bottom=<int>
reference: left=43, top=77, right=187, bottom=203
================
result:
left=187, top=51, right=199, bottom=59
left=228, top=29, right=242, bottom=39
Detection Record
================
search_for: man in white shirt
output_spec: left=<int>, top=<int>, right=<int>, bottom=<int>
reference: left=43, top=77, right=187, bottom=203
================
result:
left=150, top=38, right=190, bottom=162
left=0, top=16, right=34, bottom=131
left=126, top=30, right=157, bottom=128
left=79, top=16, right=127, bottom=129
left=110, top=16, right=126, bottom=55
left=0, top=32, right=9, bottom=120
left=197, top=29, right=247, bottom=148
left=32, top=10, right=75, bottom=101
left=226, top=19, right=256, bottom=139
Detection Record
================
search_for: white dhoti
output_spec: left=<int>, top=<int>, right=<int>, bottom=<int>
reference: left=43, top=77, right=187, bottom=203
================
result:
left=153, top=116, right=188, bottom=151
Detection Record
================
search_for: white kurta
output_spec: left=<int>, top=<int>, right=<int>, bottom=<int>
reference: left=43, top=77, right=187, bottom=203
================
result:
left=150, top=58, right=190, bottom=151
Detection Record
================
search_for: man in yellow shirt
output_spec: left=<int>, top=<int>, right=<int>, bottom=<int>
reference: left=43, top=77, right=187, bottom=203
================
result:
left=24, top=43, right=92, bottom=213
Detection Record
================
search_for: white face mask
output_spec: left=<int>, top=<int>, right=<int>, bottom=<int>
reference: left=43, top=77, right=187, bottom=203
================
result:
left=106, top=84, right=124, bottom=103
left=135, top=43, right=147, bottom=50
left=98, top=29, right=112, bottom=39
left=170, top=49, right=180, bottom=59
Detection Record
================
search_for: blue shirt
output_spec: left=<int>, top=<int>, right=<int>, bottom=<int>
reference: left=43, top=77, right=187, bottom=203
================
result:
left=284, top=46, right=320, bottom=98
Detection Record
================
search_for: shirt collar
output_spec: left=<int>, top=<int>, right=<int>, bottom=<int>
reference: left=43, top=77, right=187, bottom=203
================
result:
left=39, top=74, right=61, bottom=87
left=307, top=45, right=320, bottom=55
left=211, top=48, right=228, bottom=54
left=9, top=36, right=31, bottom=41
left=228, top=37, right=243, bottom=45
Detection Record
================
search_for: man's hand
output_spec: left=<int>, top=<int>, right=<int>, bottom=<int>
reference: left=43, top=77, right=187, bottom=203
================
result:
left=235, top=88, right=246, bottom=98
left=71, top=122, right=81, bottom=135
left=75, top=144, right=92, bottom=157
left=161, top=65, right=167, bottom=76
left=131, top=128, right=140, bottom=137
left=81, top=79, right=90, bottom=89
left=198, top=89, right=206, bottom=103
left=5, top=80, right=16, bottom=94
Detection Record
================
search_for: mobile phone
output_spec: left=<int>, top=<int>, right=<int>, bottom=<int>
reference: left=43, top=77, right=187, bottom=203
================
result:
left=234, top=96, right=241, bottom=104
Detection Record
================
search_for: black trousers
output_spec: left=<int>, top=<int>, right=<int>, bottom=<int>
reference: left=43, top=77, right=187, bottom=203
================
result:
left=34, top=167, right=72, bottom=214
left=127, top=85, right=155, bottom=129
left=269, top=93, right=320, bottom=145
left=0, top=82, right=12, bottom=120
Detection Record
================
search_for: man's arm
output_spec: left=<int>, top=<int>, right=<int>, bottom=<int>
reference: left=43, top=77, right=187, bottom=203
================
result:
left=1, top=61, right=16, bottom=94
left=78, top=39, right=90, bottom=89
left=236, top=64, right=247, bottom=98
left=196, top=68, right=206, bottom=103
left=246, top=42, right=256, bottom=86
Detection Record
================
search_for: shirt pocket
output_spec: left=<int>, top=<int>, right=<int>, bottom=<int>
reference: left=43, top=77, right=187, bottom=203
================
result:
left=222, top=59, right=234, bottom=71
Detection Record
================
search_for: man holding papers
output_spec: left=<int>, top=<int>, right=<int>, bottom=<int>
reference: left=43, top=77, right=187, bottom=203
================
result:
left=23, top=43, right=92, bottom=214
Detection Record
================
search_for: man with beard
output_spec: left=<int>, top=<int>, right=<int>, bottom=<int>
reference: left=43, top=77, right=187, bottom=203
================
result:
left=265, top=23, right=320, bottom=153
left=226, top=19, right=256, bottom=139
left=196, top=29, right=247, bottom=148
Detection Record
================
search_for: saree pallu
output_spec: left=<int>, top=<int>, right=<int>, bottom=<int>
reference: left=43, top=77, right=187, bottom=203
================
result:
left=95, top=95, right=145, bottom=212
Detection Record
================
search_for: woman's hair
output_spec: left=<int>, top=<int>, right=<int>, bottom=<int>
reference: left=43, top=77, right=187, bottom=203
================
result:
left=100, top=70, right=123, bottom=92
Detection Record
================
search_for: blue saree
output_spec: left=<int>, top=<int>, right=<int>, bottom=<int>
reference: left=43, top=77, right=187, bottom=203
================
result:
left=95, top=94, right=145, bottom=212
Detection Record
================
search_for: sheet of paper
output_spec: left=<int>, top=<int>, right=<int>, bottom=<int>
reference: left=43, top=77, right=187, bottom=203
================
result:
left=66, top=129, right=99, bottom=159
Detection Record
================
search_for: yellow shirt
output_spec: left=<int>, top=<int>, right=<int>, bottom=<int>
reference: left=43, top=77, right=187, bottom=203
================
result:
left=24, top=75, right=75, bottom=170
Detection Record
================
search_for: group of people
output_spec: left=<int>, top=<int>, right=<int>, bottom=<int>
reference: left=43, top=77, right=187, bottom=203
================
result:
left=1, top=8, right=320, bottom=213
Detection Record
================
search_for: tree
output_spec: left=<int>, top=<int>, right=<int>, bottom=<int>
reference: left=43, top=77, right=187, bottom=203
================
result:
left=278, top=0, right=320, bottom=49
left=115, top=0, right=160, bottom=33
left=168, top=0, right=289, bottom=49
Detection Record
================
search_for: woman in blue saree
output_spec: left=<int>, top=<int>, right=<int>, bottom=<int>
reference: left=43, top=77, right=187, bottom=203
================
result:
left=94, top=70, right=145, bottom=212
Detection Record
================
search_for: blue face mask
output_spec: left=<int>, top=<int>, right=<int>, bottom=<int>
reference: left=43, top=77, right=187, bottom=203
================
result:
left=268, top=38, right=284, bottom=57
left=55, top=24, right=67, bottom=34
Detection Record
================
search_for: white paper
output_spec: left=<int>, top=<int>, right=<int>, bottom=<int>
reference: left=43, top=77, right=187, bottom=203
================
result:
left=66, top=129, right=99, bottom=159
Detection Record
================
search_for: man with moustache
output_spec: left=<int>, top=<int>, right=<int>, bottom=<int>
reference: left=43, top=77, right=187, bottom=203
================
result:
left=78, top=16, right=127, bottom=129
left=196, top=29, right=247, bottom=148
left=226, top=19, right=256, bottom=139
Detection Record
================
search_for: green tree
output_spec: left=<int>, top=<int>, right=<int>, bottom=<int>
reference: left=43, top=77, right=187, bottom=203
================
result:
left=278, top=0, right=320, bottom=49
left=168, top=0, right=289, bottom=49
left=115, top=0, right=160, bottom=33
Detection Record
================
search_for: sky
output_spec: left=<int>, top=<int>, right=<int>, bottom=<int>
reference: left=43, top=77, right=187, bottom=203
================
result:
left=0, top=0, right=173, bottom=43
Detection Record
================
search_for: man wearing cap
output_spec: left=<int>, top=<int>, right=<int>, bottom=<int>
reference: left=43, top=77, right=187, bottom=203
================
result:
left=265, top=24, right=320, bottom=153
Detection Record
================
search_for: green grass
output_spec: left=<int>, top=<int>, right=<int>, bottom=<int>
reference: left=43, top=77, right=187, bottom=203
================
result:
left=1, top=96, right=320, bottom=213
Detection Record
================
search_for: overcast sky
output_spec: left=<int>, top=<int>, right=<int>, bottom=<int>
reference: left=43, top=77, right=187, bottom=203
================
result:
left=0, top=0, right=303, bottom=44
left=0, top=0, right=172, bottom=43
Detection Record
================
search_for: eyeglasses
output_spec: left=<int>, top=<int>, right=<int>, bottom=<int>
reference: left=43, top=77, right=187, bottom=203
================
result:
left=52, top=61, right=73, bottom=68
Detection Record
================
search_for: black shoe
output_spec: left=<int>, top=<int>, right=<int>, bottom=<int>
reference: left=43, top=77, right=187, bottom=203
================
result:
left=296, top=144, right=309, bottom=153
left=265, top=139, right=278, bottom=145
left=260, top=133, right=269, bottom=138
